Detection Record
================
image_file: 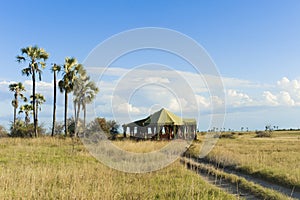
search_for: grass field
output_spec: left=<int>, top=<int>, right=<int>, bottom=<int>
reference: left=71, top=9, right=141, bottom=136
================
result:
left=1, top=131, right=299, bottom=199
left=188, top=131, right=300, bottom=189
left=0, top=137, right=234, bottom=199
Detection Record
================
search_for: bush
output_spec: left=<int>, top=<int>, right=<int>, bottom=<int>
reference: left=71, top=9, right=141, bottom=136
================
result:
left=10, top=120, right=45, bottom=137
left=220, top=132, right=237, bottom=139
left=53, top=122, right=64, bottom=135
left=85, top=117, right=120, bottom=140
left=0, top=125, right=8, bottom=137
left=255, top=131, right=272, bottom=138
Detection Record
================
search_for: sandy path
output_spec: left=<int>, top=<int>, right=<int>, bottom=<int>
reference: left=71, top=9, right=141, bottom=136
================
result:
left=182, top=156, right=300, bottom=199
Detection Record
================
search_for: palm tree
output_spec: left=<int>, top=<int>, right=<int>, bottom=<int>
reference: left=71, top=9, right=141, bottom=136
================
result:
left=59, top=57, right=86, bottom=137
left=82, top=80, right=98, bottom=128
left=73, top=76, right=99, bottom=136
left=30, top=93, right=46, bottom=133
left=19, top=104, right=33, bottom=126
left=51, top=64, right=61, bottom=137
left=16, top=45, right=49, bottom=137
left=9, top=82, right=26, bottom=128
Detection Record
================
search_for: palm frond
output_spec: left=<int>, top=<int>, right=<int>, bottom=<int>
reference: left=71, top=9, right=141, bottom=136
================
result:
left=16, top=56, right=25, bottom=63
left=51, top=63, right=61, bottom=72
left=58, top=80, right=65, bottom=93
left=11, top=100, right=18, bottom=108
left=38, top=70, right=42, bottom=81
left=22, top=68, right=32, bottom=76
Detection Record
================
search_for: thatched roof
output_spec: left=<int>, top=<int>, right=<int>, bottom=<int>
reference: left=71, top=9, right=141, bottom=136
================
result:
left=125, top=108, right=196, bottom=127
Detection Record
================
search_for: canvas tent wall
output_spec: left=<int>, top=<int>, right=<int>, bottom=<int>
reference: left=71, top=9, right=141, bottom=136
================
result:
left=122, top=108, right=197, bottom=140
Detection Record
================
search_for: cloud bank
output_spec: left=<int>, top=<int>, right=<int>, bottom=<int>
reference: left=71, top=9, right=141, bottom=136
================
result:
left=1, top=68, right=300, bottom=131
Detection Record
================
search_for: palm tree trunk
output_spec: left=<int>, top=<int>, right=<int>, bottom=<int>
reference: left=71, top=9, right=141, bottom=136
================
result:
left=25, top=114, right=28, bottom=126
left=74, top=100, right=77, bottom=136
left=64, top=91, right=68, bottom=137
left=75, top=103, right=80, bottom=137
left=51, top=72, right=57, bottom=137
left=32, top=70, right=37, bottom=137
left=74, top=100, right=77, bottom=123
left=13, top=94, right=17, bottom=129
left=36, top=105, right=39, bottom=134
left=13, top=107, right=16, bottom=128
left=84, top=104, right=86, bottom=128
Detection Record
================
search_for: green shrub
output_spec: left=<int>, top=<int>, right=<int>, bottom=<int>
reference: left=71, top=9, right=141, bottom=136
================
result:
left=10, top=120, right=45, bottom=137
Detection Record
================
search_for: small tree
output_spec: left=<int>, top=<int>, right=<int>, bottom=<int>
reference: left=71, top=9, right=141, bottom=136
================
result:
left=9, top=82, right=26, bottom=128
left=265, top=125, right=272, bottom=132
left=30, top=93, right=46, bottom=132
left=85, top=118, right=119, bottom=139
left=107, top=120, right=119, bottom=131
left=19, top=104, right=33, bottom=126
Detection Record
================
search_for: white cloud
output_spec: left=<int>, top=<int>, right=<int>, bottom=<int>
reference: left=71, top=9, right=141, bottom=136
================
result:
left=114, top=102, right=141, bottom=114
left=227, top=89, right=253, bottom=107
left=263, top=91, right=278, bottom=106
left=144, top=77, right=170, bottom=84
left=23, top=80, right=53, bottom=92
left=91, top=67, right=261, bottom=95
left=211, top=95, right=225, bottom=108
left=277, top=77, right=300, bottom=100
left=278, top=91, right=295, bottom=106
left=196, top=95, right=210, bottom=108
left=0, top=99, right=13, bottom=118
left=277, top=77, right=290, bottom=88
left=168, top=97, right=190, bottom=112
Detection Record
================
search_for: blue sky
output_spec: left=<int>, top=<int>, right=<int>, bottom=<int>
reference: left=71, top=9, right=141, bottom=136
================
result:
left=1, top=0, right=300, bottom=131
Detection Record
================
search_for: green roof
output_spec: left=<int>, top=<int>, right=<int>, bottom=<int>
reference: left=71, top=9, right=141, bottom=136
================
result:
left=183, top=118, right=197, bottom=125
left=125, top=108, right=196, bottom=127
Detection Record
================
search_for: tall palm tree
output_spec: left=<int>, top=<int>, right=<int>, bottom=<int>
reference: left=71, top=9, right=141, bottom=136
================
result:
left=8, top=82, right=26, bottom=129
left=73, top=76, right=99, bottom=136
left=59, top=57, right=86, bottom=137
left=19, top=104, right=33, bottom=126
left=51, top=64, right=61, bottom=137
left=17, top=45, right=49, bottom=137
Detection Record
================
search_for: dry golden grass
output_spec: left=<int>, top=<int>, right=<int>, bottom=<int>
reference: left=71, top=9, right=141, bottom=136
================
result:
left=0, top=137, right=234, bottom=199
left=190, top=131, right=300, bottom=188
left=112, top=140, right=170, bottom=153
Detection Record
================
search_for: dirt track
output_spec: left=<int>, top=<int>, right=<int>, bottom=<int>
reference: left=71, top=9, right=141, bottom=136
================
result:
left=181, top=157, right=300, bottom=199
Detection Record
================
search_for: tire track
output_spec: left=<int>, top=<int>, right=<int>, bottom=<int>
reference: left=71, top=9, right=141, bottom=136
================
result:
left=181, top=157, right=297, bottom=200
left=193, top=157, right=300, bottom=199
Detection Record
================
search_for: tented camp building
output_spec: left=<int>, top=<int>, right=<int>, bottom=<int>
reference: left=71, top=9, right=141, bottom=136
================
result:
left=122, top=108, right=197, bottom=140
